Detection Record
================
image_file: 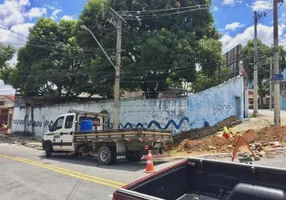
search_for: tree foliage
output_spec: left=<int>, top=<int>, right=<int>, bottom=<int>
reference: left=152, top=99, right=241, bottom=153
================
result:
left=192, top=66, right=229, bottom=93
left=0, top=44, right=15, bottom=68
left=241, top=40, right=286, bottom=101
left=3, top=0, right=222, bottom=100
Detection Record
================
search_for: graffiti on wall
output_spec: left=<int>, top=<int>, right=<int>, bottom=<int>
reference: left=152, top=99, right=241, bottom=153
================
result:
left=212, top=104, right=232, bottom=121
left=13, top=119, right=54, bottom=128
left=107, top=117, right=190, bottom=130
left=13, top=117, right=189, bottom=131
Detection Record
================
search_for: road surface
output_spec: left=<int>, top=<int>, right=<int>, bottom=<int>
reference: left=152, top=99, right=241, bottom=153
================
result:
left=1, top=143, right=286, bottom=200
left=250, top=109, right=286, bottom=125
left=0, top=143, right=180, bottom=200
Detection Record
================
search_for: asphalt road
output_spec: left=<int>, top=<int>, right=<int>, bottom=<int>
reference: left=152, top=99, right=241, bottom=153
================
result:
left=2, top=143, right=286, bottom=200
left=0, top=143, right=181, bottom=200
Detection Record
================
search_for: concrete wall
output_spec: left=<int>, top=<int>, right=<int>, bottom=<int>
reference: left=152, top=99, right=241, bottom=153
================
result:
left=12, top=98, right=189, bottom=137
left=188, top=77, right=244, bottom=128
left=12, top=77, right=245, bottom=137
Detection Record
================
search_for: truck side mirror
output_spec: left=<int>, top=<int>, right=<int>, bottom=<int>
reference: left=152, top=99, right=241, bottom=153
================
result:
left=48, top=125, right=53, bottom=132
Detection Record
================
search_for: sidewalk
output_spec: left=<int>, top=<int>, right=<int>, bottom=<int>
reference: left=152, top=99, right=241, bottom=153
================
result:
left=0, top=134, right=43, bottom=150
left=249, top=109, right=286, bottom=125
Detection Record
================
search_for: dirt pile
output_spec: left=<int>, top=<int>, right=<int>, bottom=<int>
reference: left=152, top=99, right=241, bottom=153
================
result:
left=173, top=116, right=241, bottom=144
left=175, top=125, right=286, bottom=153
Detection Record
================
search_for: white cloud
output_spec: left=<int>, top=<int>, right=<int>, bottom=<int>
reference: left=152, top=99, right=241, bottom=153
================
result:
left=0, top=23, right=34, bottom=60
left=0, top=0, right=47, bottom=27
left=50, top=9, right=62, bottom=20
left=222, top=0, right=243, bottom=5
left=61, top=15, right=75, bottom=21
left=0, top=80, right=15, bottom=95
left=19, top=0, right=30, bottom=7
left=225, top=22, right=245, bottom=31
left=252, top=0, right=272, bottom=11
left=223, top=0, right=235, bottom=5
left=212, top=6, right=219, bottom=11
left=10, top=23, right=33, bottom=38
left=0, top=0, right=25, bottom=27
left=0, top=22, right=33, bottom=92
left=221, top=23, right=286, bottom=54
left=45, top=4, right=56, bottom=10
left=219, top=35, right=232, bottom=48
left=26, top=7, right=47, bottom=19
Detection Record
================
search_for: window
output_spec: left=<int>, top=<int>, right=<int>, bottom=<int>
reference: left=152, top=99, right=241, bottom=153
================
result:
left=0, top=101, right=4, bottom=106
left=53, top=117, right=64, bottom=130
left=65, top=115, right=74, bottom=129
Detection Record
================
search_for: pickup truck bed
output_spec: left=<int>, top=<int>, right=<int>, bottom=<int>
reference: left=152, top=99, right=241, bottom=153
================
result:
left=73, top=128, right=172, bottom=143
left=114, top=158, right=286, bottom=200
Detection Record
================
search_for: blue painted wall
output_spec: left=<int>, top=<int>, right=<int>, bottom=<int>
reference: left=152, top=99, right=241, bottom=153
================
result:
left=12, top=77, right=245, bottom=136
left=281, top=98, right=286, bottom=110
left=188, top=77, right=244, bottom=129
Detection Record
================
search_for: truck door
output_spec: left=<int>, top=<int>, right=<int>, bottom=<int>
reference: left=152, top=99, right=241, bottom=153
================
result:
left=60, top=114, right=76, bottom=152
left=51, top=116, right=65, bottom=151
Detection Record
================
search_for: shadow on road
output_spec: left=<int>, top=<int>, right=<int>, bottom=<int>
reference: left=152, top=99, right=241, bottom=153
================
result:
left=38, top=153, right=167, bottom=172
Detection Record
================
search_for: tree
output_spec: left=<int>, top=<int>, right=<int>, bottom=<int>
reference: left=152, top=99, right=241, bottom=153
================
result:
left=9, top=18, right=98, bottom=99
left=3, top=0, right=222, bottom=100
left=0, top=44, right=15, bottom=68
left=0, top=44, right=16, bottom=92
left=78, top=0, right=222, bottom=98
left=192, top=66, right=229, bottom=93
left=241, top=40, right=286, bottom=102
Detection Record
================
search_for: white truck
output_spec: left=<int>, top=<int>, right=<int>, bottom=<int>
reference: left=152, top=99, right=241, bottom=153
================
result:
left=42, top=110, right=173, bottom=165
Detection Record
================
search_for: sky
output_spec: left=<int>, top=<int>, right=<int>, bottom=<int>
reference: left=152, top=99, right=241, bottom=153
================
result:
left=0, top=0, right=285, bottom=94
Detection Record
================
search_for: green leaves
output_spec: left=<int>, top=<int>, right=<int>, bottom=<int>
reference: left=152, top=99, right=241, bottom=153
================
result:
left=5, top=0, right=222, bottom=100
left=0, top=44, right=15, bottom=68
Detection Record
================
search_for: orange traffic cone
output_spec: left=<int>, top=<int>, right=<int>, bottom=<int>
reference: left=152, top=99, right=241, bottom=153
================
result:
left=144, top=150, right=156, bottom=173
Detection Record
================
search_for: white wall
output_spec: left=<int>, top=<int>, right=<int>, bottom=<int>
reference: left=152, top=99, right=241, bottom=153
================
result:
left=12, top=77, right=245, bottom=137
left=12, top=98, right=189, bottom=137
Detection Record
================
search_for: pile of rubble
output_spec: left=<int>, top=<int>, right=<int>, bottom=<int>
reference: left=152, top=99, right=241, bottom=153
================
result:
left=173, top=116, right=241, bottom=144
left=175, top=125, right=286, bottom=157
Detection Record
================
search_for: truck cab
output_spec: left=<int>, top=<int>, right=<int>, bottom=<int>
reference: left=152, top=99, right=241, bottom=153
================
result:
left=42, top=110, right=173, bottom=165
left=42, top=110, right=105, bottom=155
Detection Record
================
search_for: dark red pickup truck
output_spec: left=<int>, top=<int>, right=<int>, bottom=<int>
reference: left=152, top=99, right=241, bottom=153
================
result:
left=113, top=158, right=286, bottom=200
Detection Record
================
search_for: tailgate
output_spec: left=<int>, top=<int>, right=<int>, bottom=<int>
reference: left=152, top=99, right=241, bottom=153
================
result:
left=113, top=160, right=188, bottom=200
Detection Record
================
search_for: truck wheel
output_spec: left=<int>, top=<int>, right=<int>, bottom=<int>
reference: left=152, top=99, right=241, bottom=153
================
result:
left=98, top=146, right=113, bottom=165
left=45, top=143, right=52, bottom=158
left=110, top=147, right=117, bottom=165
left=42, top=140, right=46, bottom=150
left=126, top=151, right=141, bottom=162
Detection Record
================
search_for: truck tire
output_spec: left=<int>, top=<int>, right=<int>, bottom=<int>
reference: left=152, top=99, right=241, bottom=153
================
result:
left=98, top=146, right=114, bottom=165
left=110, top=147, right=117, bottom=165
left=126, top=151, right=141, bottom=162
left=45, top=142, right=52, bottom=158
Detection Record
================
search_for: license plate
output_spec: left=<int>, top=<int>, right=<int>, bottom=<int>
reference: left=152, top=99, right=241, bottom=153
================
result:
left=117, top=155, right=126, bottom=159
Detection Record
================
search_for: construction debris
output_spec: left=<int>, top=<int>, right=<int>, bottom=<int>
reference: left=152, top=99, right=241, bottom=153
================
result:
left=175, top=125, right=286, bottom=155
left=173, top=116, right=241, bottom=144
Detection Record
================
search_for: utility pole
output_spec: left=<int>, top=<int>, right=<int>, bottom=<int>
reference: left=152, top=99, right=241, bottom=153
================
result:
left=253, top=11, right=258, bottom=115
left=113, top=19, right=122, bottom=130
left=269, top=57, right=273, bottom=110
left=80, top=8, right=126, bottom=129
left=273, top=0, right=281, bottom=125
left=218, top=65, right=221, bottom=84
left=109, top=8, right=126, bottom=129
left=240, top=61, right=249, bottom=118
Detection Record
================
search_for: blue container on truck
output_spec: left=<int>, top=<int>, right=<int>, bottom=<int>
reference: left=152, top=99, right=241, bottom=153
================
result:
left=80, top=120, right=93, bottom=131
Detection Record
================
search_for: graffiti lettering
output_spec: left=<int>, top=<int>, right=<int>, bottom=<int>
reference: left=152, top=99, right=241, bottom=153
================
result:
left=14, top=117, right=189, bottom=131
left=13, top=119, right=53, bottom=128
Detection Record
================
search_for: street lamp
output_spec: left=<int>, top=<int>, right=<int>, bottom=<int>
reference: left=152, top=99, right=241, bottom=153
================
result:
left=80, top=25, right=116, bottom=70
left=80, top=25, right=120, bottom=129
